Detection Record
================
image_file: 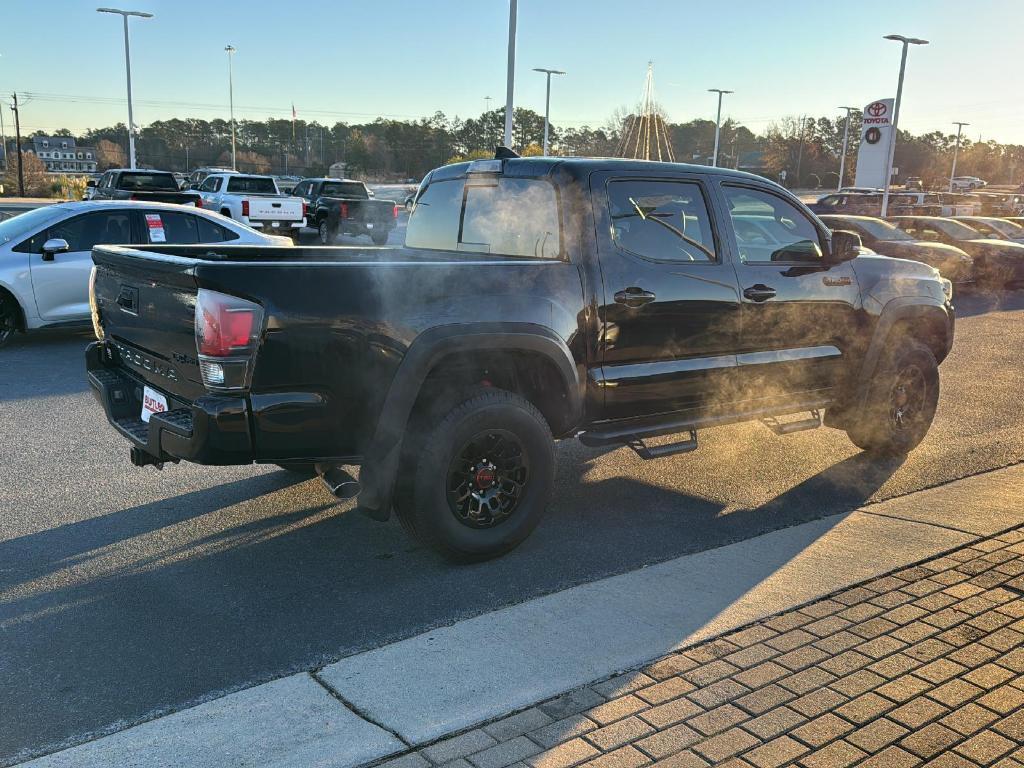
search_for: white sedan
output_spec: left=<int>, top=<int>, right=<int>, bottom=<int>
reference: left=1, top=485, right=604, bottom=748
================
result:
left=0, top=200, right=290, bottom=347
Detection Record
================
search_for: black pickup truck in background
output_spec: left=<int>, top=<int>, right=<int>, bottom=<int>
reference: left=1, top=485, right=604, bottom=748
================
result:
left=86, top=154, right=955, bottom=561
left=291, top=177, right=398, bottom=245
left=89, top=169, right=203, bottom=207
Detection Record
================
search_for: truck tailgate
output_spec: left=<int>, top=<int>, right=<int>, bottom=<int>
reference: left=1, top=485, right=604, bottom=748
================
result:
left=90, top=246, right=207, bottom=404
left=247, top=197, right=303, bottom=222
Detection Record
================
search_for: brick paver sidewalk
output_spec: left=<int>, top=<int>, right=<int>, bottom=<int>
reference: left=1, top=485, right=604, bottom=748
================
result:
left=384, top=526, right=1024, bottom=768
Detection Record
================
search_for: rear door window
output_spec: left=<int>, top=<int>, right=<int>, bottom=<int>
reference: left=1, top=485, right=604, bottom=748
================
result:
left=142, top=211, right=200, bottom=244
left=608, top=179, right=716, bottom=262
left=196, top=216, right=239, bottom=242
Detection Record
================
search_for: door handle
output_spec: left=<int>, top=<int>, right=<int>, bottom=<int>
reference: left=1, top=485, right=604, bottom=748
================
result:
left=614, top=287, right=656, bottom=307
left=743, top=284, right=777, bottom=302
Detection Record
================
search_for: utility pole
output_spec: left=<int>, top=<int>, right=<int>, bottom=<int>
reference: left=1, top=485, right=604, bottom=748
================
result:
left=12, top=92, right=24, bottom=195
left=708, top=88, right=733, bottom=167
left=949, top=121, right=969, bottom=192
left=880, top=34, right=928, bottom=216
left=0, top=96, right=6, bottom=173
left=533, top=68, right=565, bottom=156
left=837, top=105, right=859, bottom=190
left=225, top=45, right=236, bottom=170
left=503, top=0, right=517, bottom=148
left=97, top=8, right=153, bottom=170
left=795, top=115, right=806, bottom=186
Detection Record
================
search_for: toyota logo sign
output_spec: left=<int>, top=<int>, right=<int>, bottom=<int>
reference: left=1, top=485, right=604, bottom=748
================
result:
left=867, top=102, right=887, bottom=117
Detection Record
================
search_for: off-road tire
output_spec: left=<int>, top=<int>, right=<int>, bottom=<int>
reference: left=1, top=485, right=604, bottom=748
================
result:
left=845, top=339, right=939, bottom=456
left=370, top=231, right=389, bottom=246
left=394, top=389, right=554, bottom=562
left=318, top=219, right=337, bottom=245
left=0, top=292, right=19, bottom=348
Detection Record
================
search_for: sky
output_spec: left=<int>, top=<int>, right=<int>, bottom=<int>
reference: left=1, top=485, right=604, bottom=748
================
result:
left=0, top=0, right=1021, bottom=144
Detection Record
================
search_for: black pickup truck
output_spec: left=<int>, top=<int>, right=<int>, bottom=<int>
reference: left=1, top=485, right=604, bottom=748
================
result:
left=89, top=169, right=202, bottom=207
left=291, top=177, right=398, bottom=245
left=86, top=154, right=955, bottom=561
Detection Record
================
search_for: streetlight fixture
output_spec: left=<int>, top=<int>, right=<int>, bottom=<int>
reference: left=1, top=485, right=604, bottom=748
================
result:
left=708, top=88, right=733, bottom=167
left=533, top=68, right=565, bottom=156
left=880, top=34, right=928, bottom=216
left=948, top=121, right=969, bottom=193
left=97, top=8, right=153, bottom=170
left=225, top=45, right=237, bottom=171
left=837, top=105, right=860, bottom=190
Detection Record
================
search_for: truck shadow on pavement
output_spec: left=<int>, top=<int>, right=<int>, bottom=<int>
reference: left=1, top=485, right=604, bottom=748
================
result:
left=0, top=444, right=904, bottom=766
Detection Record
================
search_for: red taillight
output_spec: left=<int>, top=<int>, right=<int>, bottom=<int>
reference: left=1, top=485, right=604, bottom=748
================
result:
left=339, top=202, right=349, bottom=219
left=129, top=194, right=139, bottom=201
left=194, top=198, right=202, bottom=209
left=302, top=201, right=308, bottom=218
left=393, top=204, right=399, bottom=219
left=241, top=199, right=250, bottom=217
left=195, top=289, right=263, bottom=357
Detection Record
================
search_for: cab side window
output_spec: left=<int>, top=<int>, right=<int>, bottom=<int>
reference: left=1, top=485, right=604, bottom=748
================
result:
left=16, top=212, right=133, bottom=254
left=607, top=179, right=716, bottom=262
left=723, top=186, right=823, bottom=263
left=199, top=176, right=221, bottom=193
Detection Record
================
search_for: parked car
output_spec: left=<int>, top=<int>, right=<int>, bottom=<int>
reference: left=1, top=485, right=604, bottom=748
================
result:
left=951, top=176, right=986, bottom=191
left=0, top=201, right=289, bottom=347
left=904, top=177, right=923, bottom=191
left=274, top=175, right=302, bottom=195
left=291, top=177, right=399, bottom=245
left=887, top=215, right=1024, bottom=288
left=818, top=214, right=973, bottom=283
left=195, top=173, right=306, bottom=242
left=86, top=155, right=954, bottom=560
left=89, top=169, right=202, bottom=206
left=186, top=167, right=235, bottom=188
left=952, top=216, right=1024, bottom=244
left=809, top=192, right=938, bottom=217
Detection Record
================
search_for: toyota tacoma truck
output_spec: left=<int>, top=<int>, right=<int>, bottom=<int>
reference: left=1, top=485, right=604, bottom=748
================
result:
left=89, top=169, right=202, bottom=206
left=194, top=173, right=307, bottom=242
left=291, top=177, right=399, bottom=245
left=86, top=153, right=955, bottom=561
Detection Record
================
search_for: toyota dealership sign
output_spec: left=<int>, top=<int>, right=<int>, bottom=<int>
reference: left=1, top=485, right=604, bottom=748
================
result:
left=854, top=98, right=895, bottom=189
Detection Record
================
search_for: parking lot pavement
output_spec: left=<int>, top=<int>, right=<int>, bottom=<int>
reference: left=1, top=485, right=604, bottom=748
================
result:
left=381, top=524, right=1024, bottom=768
left=1, top=290, right=1024, bottom=764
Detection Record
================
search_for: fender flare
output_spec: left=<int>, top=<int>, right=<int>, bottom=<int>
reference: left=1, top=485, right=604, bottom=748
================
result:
left=851, top=297, right=953, bottom=412
left=356, top=322, right=583, bottom=520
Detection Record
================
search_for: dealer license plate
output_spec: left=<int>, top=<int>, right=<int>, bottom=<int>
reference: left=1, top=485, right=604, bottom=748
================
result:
left=141, top=386, right=168, bottom=423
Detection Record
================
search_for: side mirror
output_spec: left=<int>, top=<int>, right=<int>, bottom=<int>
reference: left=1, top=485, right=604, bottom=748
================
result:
left=826, top=229, right=861, bottom=265
left=86, top=179, right=96, bottom=187
left=367, top=189, right=376, bottom=197
left=41, top=238, right=70, bottom=261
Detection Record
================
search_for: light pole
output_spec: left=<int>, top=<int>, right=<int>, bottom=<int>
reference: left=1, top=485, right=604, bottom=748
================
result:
left=97, top=8, right=153, bottom=170
left=837, top=105, right=859, bottom=190
left=880, top=34, right=928, bottom=216
left=0, top=54, right=5, bottom=173
left=225, top=45, right=236, bottom=170
left=503, top=0, right=517, bottom=148
left=708, top=88, right=732, bottom=167
left=949, top=121, right=969, bottom=192
left=533, top=68, right=565, bottom=156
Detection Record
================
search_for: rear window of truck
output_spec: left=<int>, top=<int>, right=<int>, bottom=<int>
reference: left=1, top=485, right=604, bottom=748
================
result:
left=117, top=173, right=179, bottom=191
left=320, top=182, right=368, bottom=198
left=406, top=177, right=560, bottom=259
left=226, top=176, right=278, bottom=194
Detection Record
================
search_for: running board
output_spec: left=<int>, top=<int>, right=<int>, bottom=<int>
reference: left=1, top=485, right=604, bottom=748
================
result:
left=761, top=409, right=822, bottom=436
left=627, top=429, right=698, bottom=460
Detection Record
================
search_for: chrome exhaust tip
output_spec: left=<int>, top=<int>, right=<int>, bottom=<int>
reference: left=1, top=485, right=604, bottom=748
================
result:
left=317, top=464, right=361, bottom=499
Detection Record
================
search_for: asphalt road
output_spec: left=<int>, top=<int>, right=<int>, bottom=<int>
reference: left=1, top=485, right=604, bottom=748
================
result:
left=2, top=288, right=1024, bottom=765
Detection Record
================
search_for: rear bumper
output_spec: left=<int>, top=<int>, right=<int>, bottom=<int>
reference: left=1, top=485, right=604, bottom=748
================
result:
left=86, top=342, right=253, bottom=465
left=243, top=217, right=306, bottom=231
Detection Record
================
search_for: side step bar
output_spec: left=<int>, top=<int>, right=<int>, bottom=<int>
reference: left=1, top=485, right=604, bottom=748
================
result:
left=627, top=429, right=698, bottom=460
left=761, top=409, right=822, bottom=436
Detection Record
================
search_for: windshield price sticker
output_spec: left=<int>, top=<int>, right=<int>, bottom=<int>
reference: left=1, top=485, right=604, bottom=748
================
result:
left=145, top=213, right=167, bottom=243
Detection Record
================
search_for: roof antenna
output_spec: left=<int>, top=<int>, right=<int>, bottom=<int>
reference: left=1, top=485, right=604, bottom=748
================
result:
left=495, top=145, right=520, bottom=159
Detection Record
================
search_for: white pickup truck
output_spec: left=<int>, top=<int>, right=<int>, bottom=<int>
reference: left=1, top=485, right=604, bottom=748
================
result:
left=195, top=173, right=306, bottom=241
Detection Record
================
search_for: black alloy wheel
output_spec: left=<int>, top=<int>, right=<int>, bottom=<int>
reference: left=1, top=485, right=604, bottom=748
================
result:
left=446, top=429, right=529, bottom=529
